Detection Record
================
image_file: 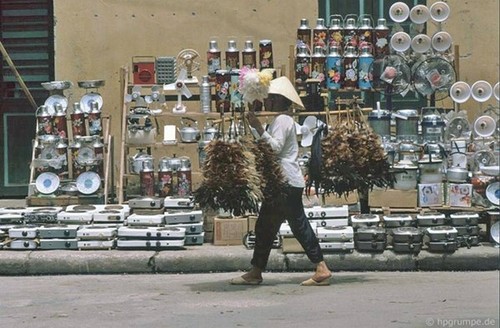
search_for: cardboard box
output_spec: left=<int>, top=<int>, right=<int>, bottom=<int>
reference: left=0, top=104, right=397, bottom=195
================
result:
left=368, top=188, right=418, bottom=208
left=281, top=237, right=305, bottom=253
left=213, top=216, right=247, bottom=246
left=247, top=215, right=258, bottom=232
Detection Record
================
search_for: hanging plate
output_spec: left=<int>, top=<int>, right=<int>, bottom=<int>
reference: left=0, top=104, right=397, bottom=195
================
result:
left=369, top=54, right=411, bottom=96
left=412, top=57, right=456, bottom=101
left=76, top=171, right=101, bottom=195
left=80, top=92, right=103, bottom=113
left=40, top=145, right=58, bottom=160
left=486, top=182, right=500, bottom=206
left=36, top=172, right=60, bottom=194
left=44, top=95, right=68, bottom=115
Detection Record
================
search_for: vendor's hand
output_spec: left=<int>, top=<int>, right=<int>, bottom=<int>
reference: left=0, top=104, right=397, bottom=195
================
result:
left=246, top=112, right=265, bottom=136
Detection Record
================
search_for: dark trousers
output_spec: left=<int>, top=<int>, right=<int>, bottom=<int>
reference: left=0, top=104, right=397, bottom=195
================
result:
left=251, top=187, right=324, bottom=270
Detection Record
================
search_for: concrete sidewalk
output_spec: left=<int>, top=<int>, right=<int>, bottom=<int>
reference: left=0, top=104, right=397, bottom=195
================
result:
left=0, top=243, right=498, bottom=276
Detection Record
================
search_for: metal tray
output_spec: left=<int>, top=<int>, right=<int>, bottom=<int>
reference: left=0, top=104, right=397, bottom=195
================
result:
left=309, top=218, right=349, bottom=228
left=116, top=238, right=185, bottom=249
left=316, top=226, right=354, bottom=241
left=117, top=226, right=185, bottom=239
left=319, top=241, right=355, bottom=251
left=126, top=214, right=165, bottom=226
left=38, top=224, right=79, bottom=239
left=77, top=226, right=118, bottom=240
left=78, top=239, right=115, bottom=250
left=184, top=233, right=204, bottom=246
left=355, top=240, right=386, bottom=252
left=39, top=239, right=78, bottom=250
left=77, top=79, right=105, bottom=89
left=164, top=209, right=202, bottom=224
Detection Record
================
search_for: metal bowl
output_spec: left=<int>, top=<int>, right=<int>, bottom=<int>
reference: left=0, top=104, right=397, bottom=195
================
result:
left=41, top=81, right=73, bottom=91
left=77, top=80, right=105, bottom=89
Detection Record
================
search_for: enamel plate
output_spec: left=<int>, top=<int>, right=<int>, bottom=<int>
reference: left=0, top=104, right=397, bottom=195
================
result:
left=36, top=172, right=60, bottom=194
left=486, top=182, right=500, bottom=206
left=76, top=171, right=101, bottom=195
left=491, top=221, right=500, bottom=244
left=44, top=95, right=68, bottom=115
left=80, top=92, right=103, bottom=114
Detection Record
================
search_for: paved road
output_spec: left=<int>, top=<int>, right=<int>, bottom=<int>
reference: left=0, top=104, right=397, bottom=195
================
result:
left=1, top=271, right=498, bottom=328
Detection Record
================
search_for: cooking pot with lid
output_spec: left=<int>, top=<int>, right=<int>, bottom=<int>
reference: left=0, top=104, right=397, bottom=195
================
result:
left=129, top=150, right=153, bottom=175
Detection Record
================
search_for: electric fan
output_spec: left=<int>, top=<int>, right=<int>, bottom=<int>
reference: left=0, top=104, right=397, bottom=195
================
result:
left=446, top=116, right=471, bottom=139
left=369, top=54, right=411, bottom=96
left=176, top=49, right=201, bottom=83
left=163, top=68, right=193, bottom=114
left=412, top=57, right=456, bottom=101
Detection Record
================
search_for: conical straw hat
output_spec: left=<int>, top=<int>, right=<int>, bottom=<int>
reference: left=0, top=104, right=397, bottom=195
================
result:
left=268, top=76, right=305, bottom=109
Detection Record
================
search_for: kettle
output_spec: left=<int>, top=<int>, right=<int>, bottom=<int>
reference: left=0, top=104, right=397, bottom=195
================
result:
left=178, top=117, right=200, bottom=143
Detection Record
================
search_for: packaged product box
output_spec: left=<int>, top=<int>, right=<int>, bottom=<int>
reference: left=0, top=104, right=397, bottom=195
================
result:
left=368, top=188, right=418, bottom=208
left=213, top=216, right=247, bottom=245
left=418, top=183, right=444, bottom=207
left=447, top=183, right=473, bottom=207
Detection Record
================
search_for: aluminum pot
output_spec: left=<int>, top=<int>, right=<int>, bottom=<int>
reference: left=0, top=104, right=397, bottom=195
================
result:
left=178, top=117, right=200, bottom=143
left=355, top=226, right=387, bottom=242
left=129, top=151, right=153, bottom=175
left=447, top=167, right=469, bottom=183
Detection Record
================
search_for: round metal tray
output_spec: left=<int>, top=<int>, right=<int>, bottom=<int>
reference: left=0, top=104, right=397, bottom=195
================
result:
left=77, top=80, right=105, bottom=88
left=41, top=81, right=73, bottom=91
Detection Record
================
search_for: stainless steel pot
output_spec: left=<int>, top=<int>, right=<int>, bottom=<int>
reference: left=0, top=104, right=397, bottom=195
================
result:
left=426, top=226, right=458, bottom=242
left=446, top=167, right=469, bottom=183
left=178, top=117, right=200, bottom=143
left=129, top=150, right=153, bottom=174
left=202, top=119, right=219, bottom=141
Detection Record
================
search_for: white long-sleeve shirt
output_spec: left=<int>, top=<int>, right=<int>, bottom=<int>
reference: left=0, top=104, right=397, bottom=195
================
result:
left=260, top=114, right=305, bottom=188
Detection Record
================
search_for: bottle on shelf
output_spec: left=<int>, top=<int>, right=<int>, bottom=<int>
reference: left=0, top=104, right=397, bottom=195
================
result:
left=326, top=45, right=343, bottom=90
left=297, top=18, right=312, bottom=51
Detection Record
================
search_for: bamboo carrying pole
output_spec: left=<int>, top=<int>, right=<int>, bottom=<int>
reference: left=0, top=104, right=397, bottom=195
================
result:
left=118, top=66, right=129, bottom=204
left=0, top=40, right=38, bottom=110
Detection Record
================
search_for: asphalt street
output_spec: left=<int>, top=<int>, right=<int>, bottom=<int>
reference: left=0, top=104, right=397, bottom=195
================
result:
left=1, top=271, right=498, bottom=328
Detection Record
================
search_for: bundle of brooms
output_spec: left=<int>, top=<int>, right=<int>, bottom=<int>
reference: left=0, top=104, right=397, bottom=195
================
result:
left=306, top=108, right=395, bottom=198
left=194, top=122, right=287, bottom=216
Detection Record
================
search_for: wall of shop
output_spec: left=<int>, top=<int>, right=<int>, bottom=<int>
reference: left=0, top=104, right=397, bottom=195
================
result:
left=53, top=0, right=499, bottom=177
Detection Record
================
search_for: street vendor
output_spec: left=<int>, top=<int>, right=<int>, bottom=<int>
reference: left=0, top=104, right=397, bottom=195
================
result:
left=230, top=76, right=332, bottom=286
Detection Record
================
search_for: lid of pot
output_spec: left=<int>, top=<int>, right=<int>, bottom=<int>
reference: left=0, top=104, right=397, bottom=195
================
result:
left=422, top=114, right=445, bottom=125
left=396, top=109, right=419, bottom=117
left=368, top=109, right=391, bottom=119
left=393, top=226, right=420, bottom=235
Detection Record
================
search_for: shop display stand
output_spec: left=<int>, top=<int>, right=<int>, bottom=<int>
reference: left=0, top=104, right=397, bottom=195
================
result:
left=118, top=66, right=221, bottom=204
left=27, top=96, right=112, bottom=206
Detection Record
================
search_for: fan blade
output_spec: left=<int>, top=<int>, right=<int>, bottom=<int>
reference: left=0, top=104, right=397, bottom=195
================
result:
left=163, top=82, right=177, bottom=91
left=181, top=84, right=192, bottom=98
left=177, top=68, right=188, bottom=81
